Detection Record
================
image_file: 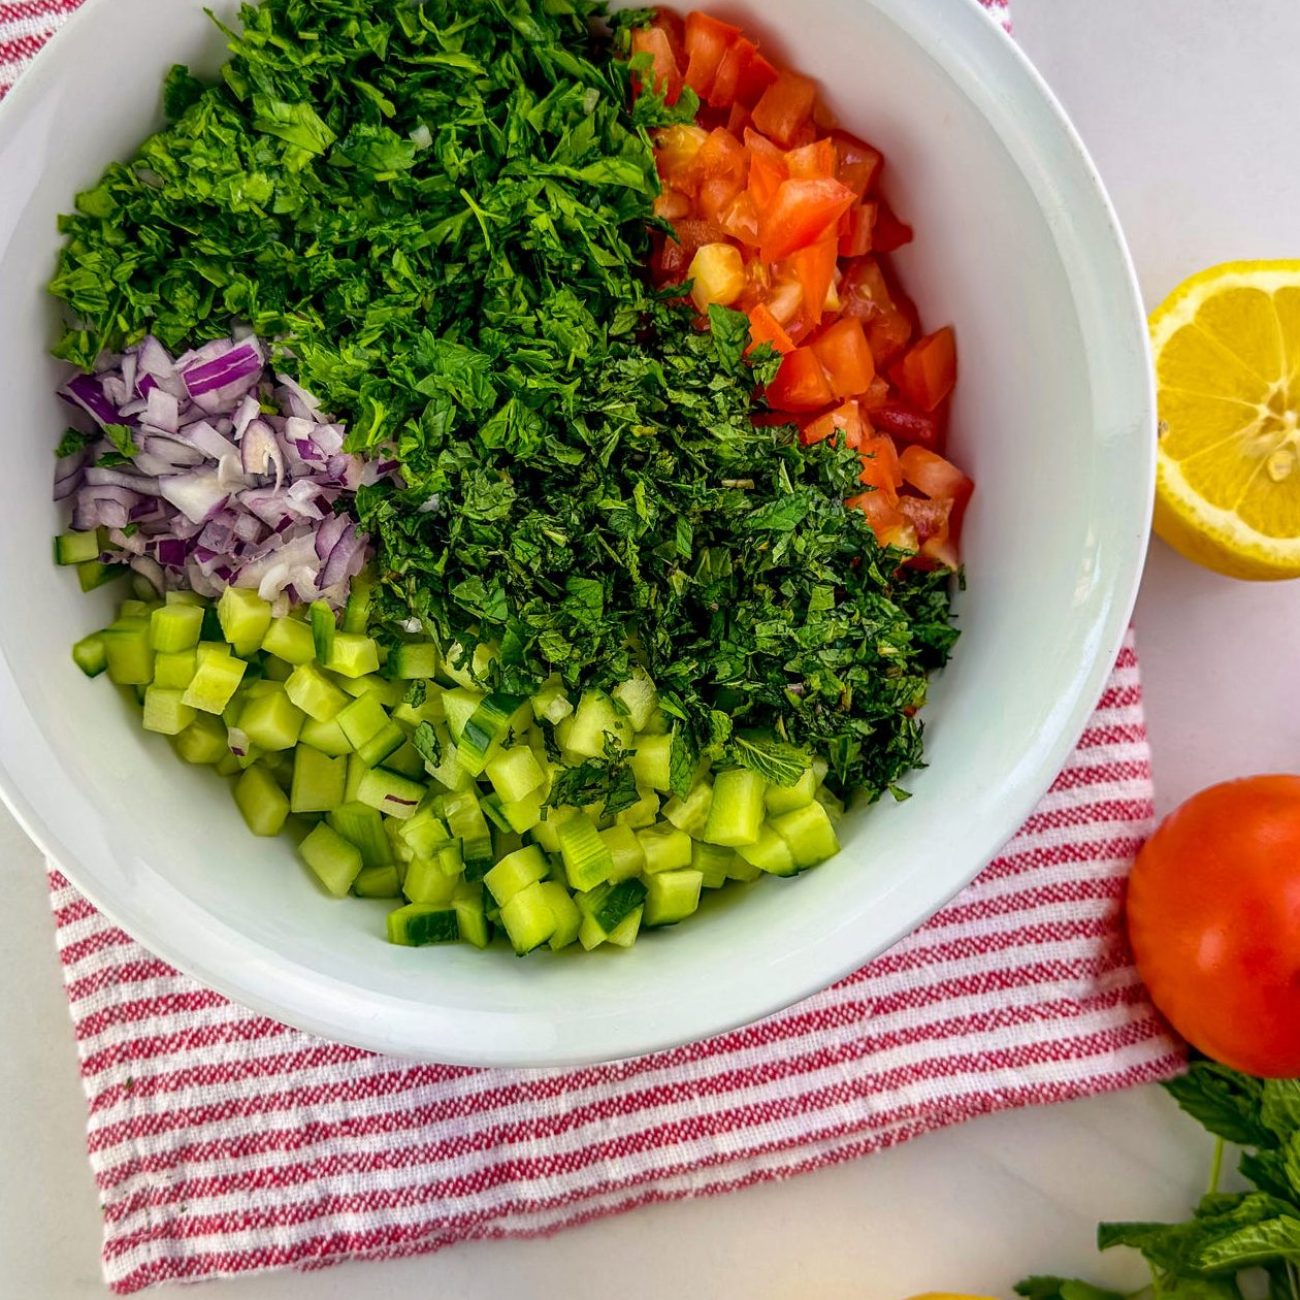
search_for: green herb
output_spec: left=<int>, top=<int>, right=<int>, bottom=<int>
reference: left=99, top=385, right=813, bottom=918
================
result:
left=1019, top=1061, right=1300, bottom=1300
left=101, top=424, right=136, bottom=459
left=546, top=749, right=639, bottom=819
left=50, top=0, right=958, bottom=798
left=54, top=428, right=93, bottom=458
left=410, top=720, right=442, bottom=770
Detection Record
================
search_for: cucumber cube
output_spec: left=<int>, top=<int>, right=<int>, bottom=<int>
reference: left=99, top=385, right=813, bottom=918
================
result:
left=77, top=559, right=126, bottom=592
left=566, top=691, right=630, bottom=759
left=336, top=674, right=404, bottom=707
left=356, top=767, right=427, bottom=820
left=529, top=806, right=574, bottom=854
left=328, top=802, right=392, bottom=868
left=325, top=632, right=380, bottom=679
left=763, top=767, right=818, bottom=816
left=165, top=590, right=208, bottom=607
left=442, top=640, right=497, bottom=690
left=217, top=586, right=273, bottom=656
left=629, top=733, right=673, bottom=792
left=484, top=845, right=549, bottom=906
left=499, top=881, right=557, bottom=955
left=702, top=768, right=767, bottom=847
left=384, top=741, right=426, bottom=781
left=102, top=619, right=155, bottom=686
left=452, top=883, right=490, bottom=948
left=309, top=600, right=336, bottom=662
left=397, top=806, right=451, bottom=859
left=530, top=675, right=574, bottom=725
left=149, top=603, right=204, bottom=653
left=557, top=814, right=615, bottom=892
left=577, top=879, right=646, bottom=950
left=815, top=785, right=846, bottom=824
left=71, top=633, right=108, bottom=679
left=234, top=765, right=290, bottom=837
left=299, top=714, right=353, bottom=757
left=735, top=823, right=797, bottom=876
left=290, top=746, right=347, bottom=814
left=643, top=868, right=703, bottom=927
left=727, top=855, right=764, bottom=883
left=171, top=714, right=228, bottom=765
left=598, top=823, right=647, bottom=882
left=390, top=642, right=440, bottom=679
left=261, top=616, right=316, bottom=665
left=536, top=881, right=581, bottom=951
left=299, top=823, right=364, bottom=897
left=771, top=801, right=840, bottom=869
left=442, top=687, right=485, bottom=742
left=457, top=694, right=525, bottom=777
left=343, top=753, right=367, bottom=803
left=54, top=530, right=101, bottom=566
left=403, top=858, right=460, bottom=905
left=337, top=692, right=393, bottom=751
left=663, top=781, right=713, bottom=837
left=181, top=651, right=247, bottom=715
left=239, top=685, right=305, bottom=752
left=500, top=789, right=545, bottom=834
left=485, top=746, right=544, bottom=803
left=353, top=864, right=402, bottom=899
left=153, top=649, right=198, bottom=689
left=141, top=686, right=197, bottom=736
left=637, top=822, right=693, bottom=874
left=692, top=840, right=736, bottom=889
left=387, top=901, right=461, bottom=946
left=285, top=663, right=350, bottom=722
left=612, top=668, right=658, bottom=732
left=615, top=787, right=659, bottom=829
left=605, top=907, right=643, bottom=948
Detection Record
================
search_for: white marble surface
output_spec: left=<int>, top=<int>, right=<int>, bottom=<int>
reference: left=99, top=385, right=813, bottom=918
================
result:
left=5, top=0, right=1300, bottom=1294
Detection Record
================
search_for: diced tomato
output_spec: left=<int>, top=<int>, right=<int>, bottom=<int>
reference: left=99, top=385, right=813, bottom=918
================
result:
left=689, top=127, right=750, bottom=220
left=632, top=26, right=685, bottom=105
left=786, top=138, right=836, bottom=180
left=858, top=433, right=902, bottom=502
left=726, top=101, right=751, bottom=135
left=846, top=490, right=918, bottom=551
left=765, top=345, right=835, bottom=413
left=719, top=189, right=760, bottom=245
left=890, top=326, right=956, bottom=412
left=653, top=188, right=692, bottom=221
left=840, top=258, right=913, bottom=365
left=683, top=12, right=740, bottom=99
left=800, top=399, right=865, bottom=448
left=652, top=217, right=729, bottom=285
left=744, top=128, right=789, bottom=207
left=838, top=203, right=876, bottom=258
left=810, top=317, right=875, bottom=398
left=735, top=49, right=779, bottom=107
left=897, top=495, right=952, bottom=543
left=764, top=278, right=804, bottom=331
left=759, top=178, right=856, bottom=263
left=752, top=69, right=818, bottom=146
left=707, top=35, right=763, bottom=109
left=831, top=130, right=883, bottom=199
left=652, top=8, right=688, bottom=70
left=784, top=235, right=838, bottom=330
left=860, top=376, right=890, bottom=410
left=869, top=400, right=942, bottom=449
left=654, top=123, right=709, bottom=193
left=747, top=303, right=796, bottom=355
left=898, top=445, right=973, bottom=524
left=873, top=200, right=914, bottom=251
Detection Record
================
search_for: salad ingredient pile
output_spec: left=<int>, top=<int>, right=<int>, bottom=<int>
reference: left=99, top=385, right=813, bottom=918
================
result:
left=50, top=0, right=969, bottom=954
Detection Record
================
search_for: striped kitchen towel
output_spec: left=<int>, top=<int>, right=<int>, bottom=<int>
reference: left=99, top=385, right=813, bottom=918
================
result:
left=45, top=633, right=1183, bottom=1294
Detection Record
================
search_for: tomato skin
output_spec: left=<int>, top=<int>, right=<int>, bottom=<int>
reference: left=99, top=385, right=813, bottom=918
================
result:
left=857, top=434, right=902, bottom=502
left=870, top=400, right=942, bottom=449
left=838, top=203, right=876, bottom=258
left=873, top=199, right=914, bottom=251
left=765, top=346, right=834, bottom=413
left=892, top=326, right=957, bottom=412
left=683, top=12, right=740, bottom=98
left=734, top=48, right=779, bottom=107
left=746, top=303, right=796, bottom=356
left=786, top=138, right=837, bottom=180
left=831, top=130, right=884, bottom=199
left=752, top=69, right=818, bottom=146
left=800, top=399, right=865, bottom=449
left=632, top=26, right=685, bottom=105
left=759, top=178, right=856, bottom=264
left=812, top=317, right=875, bottom=398
left=1127, top=777, right=1300, bottom=1078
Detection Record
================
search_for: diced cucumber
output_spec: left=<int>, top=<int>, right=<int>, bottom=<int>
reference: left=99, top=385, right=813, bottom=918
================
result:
left=643, top=868, right=703, bottom=927
left=172, top=714, right=228, bottom=765
left=530, top=675, right=574, bottom=725
left=309, top=599, right=336, bottom=663
left=162, top=589, right=205, bottom=607
left=181, top=650, right=247, bottom=714
left=485, top=844, right=549, bottom=906
left=815, top=784, right=845, bottom=824
left=392, top=687, right=446, bottom=729
left=499, top=880, right=557, bottom=955
left=54, top=530, right=101, bottom=566
left=261, top=615, right=316, bottom=665
left=763, top=766, right=818, bottom=816
left=485, top=746, right=544, bottom=803
left=441, top=687, right=484, bottom=742
left=404, top=857, right=461, bottom=905
left=214, top=752, right=243, bottom=777
left=726, top=854, right=764, bottom=883
left=356, top=767, right=427, bottom=820
left=397, top=806, right=451, bottom=858
left=702, top=768, right=767, bottom=847
left=529, top=805, right=575, bottom=854
left=77, top=559, right=126, bottom=592
left=692, top=840, right=736, bottom=889
left=341, top=573, right=371, bottom=634
left=299, top=713, right=353, bottom=757
left=605, top=907, right=643, bottom=948
left=71, top=633, right=108, bottom=678
left=536, top=881, right=581, bottom=950
left=566, top=691, right=629, bottom=760
left=616, top=786, right=659, bottom=829
left=735, top=823, right=797, bottom=876
left=353, top=863, right=402, bottom=899
left=149, top=603, right=204, bottom=653
left=557, top=814, right=615, bottom=892
left=500, top=789, right=546, bottom=834
left=343, top=754, right=367, bottom=803
left=299, top=822, right=364, bottom=896
left=628, top=733, right=672, bottom=792
left=637, top=822, right=693, bottom=874
left=598, top=823, right=646, bottom=882
left=217, top=587, right=273, bottom=656
left=325, top=633, right=380, bottom=679
left=577, top=879, right=646, bottom=950
left=387, top=902, right=459, bottom=946
left=101, top=618, right=155, bottom=686
left=290, top=746, right=347, bottom=814
left=284, top=664, right=350, bottom=723
left=442, top=640, right=497, bottom=690
left=142, top=686, right=197, bottom=736
left=663, top=781, right=713, bottom=837
left=443, top=791, right=494, bottom=880
left=328, top=802, right=392, bottom=868
left=457, top=693, right=526, bottom=777
left=612, top=668, right=658, bottom=732
left=452, top=883, right=490, bottom=949
left=119, top=599, right=154, bottom=619
left=390, top=642, right=439, bottom=679
left=234, top=765, right=290, bottom=837
left=239, top=685, right=305, bottom=752
left=383, top=741, right=425, bottom=780
left=262, top=656, right=291, bottom=684
left=153, top=649, right=197, bottom=689
left=337, top=693, right=400, bottom=762
left=771, top=801, right=840, bottom=869
left=480, top=793, right=511, bottom=833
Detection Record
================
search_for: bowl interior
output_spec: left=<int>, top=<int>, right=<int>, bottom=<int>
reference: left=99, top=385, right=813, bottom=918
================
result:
left=0, top=0, right=1152, bottom=1064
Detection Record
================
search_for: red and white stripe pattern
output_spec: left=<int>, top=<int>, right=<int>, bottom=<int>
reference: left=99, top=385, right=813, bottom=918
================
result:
left=44, top=634, right=1183, bottom=1294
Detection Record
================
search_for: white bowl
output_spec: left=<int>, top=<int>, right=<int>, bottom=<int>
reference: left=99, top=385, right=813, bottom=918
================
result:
left=0, top=0, right=1154, bottom=1066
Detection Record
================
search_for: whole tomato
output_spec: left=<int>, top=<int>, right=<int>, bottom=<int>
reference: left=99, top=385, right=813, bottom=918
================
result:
left=1127, top=775, right=1300, bottom=1077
